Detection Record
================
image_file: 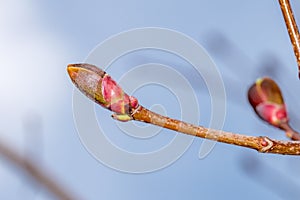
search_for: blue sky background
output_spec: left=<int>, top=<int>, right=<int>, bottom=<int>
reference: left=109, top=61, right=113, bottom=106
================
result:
left=1, top=0, right=300, bottom=199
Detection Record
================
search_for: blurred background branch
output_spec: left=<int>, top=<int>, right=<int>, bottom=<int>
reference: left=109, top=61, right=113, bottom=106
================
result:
left=239, top=153, right=300, bottom=200
left=0, top=137, right=80, bottom=200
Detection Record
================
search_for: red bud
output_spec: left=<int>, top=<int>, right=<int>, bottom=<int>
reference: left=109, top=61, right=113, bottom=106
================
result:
left=248, top=77, right=288, bottom=128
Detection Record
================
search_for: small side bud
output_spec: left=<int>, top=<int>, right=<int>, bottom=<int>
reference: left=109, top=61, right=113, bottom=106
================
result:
left=248, top=77, right=288, bottom=128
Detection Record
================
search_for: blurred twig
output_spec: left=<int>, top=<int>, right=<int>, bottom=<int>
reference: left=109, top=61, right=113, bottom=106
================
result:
left=20, top=112, right=44, bottom=198
left=239, top=153, right=300, bottom=200
left=0, top=139, right=79, bottom=200
left=22, top=112, right=44, bottom=160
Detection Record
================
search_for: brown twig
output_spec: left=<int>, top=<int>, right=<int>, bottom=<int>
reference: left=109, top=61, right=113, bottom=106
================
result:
left=278, top=0, right=300, bottom=78
left=67, top=63, right=300, bottom=156
left=0, top=139, right=79, bottom=200
left=132, top=106, right=300, bottom=155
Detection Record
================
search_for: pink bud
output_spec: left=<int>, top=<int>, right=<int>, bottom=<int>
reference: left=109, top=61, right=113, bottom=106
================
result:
left=248, top=77, right=288, bottom=128
left=67, top=63, right=139, bottom=118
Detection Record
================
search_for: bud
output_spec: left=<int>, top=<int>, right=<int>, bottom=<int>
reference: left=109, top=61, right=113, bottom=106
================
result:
left=248, top=77, right=288, bottom=128
left=67, top=63, right=139, bottom=121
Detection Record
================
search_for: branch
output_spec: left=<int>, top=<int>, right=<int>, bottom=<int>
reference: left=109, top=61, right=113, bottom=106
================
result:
left=67, top=63, right=300, bottom=156
left=0, top=139, right=80, bottom=200
left=278, top=0, right=300, bottom=78
left=132, top=106, right=300, bottom=155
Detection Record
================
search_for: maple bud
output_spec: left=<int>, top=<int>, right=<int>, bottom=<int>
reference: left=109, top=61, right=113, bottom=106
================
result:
left=248, top=77, right=288, bottom=129
left=67, top=63, right=139, bottom=121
